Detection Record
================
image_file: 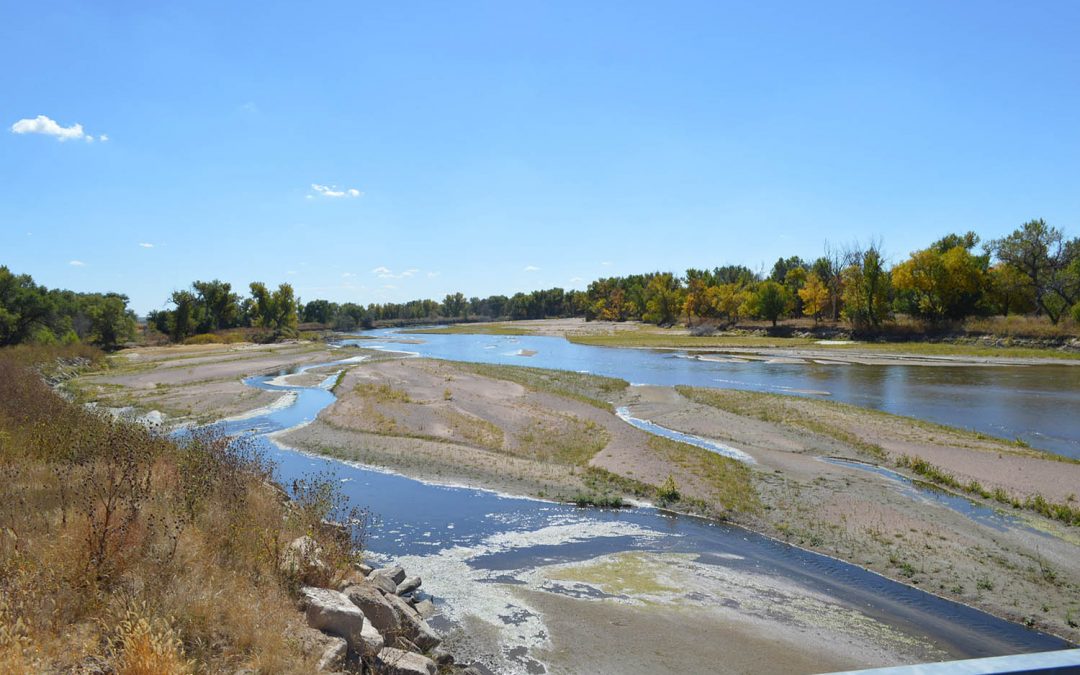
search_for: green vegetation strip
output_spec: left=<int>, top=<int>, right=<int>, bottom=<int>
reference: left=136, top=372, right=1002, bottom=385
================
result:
left=895, top=454, right=1080, bottom=527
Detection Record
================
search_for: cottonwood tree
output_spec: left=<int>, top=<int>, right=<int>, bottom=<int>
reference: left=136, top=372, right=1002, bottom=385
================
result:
left=990, top=219, right=1080, bottom=323
left=842, top=243, right=891, bottom=331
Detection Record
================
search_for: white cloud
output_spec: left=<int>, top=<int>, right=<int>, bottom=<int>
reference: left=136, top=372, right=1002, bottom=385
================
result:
left=570, top=276, right=583, bottom=283
left=427, top=271, right=441, bottom=278
left=601, top=261, right=613, bottom=267
left=310, top=183, right=363, bottom=198
left=382, top=284, right=397, bottom=290
left=523, top=265, right=541, bottom=272
left=69, top=260, right=85, bottom=267
left=342, top=272, right=356, bottom=278
left=372, top=266, right=419, bottom=279
left=11, top=115, right=102, bottom=142
left=138, top=242, right=154, bottom=248
left=99, top=134, right=109, bottom=142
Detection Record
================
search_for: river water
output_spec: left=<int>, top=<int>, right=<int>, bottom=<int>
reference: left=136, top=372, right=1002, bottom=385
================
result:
left=345, top=330, right=1080, bottom=459
left=212, top=339, right=1072, bottom=673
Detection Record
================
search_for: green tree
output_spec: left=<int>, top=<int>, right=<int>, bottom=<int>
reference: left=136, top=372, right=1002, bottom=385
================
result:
left=0, top=266, right=53, bottom=346
left=442, top=292, right=467, bottom=320
left=85, top=294, right=137, bottom=350
left=842, top=245, right=891, bottom=330
left=642, top=273, right=684, bottom=325
left=269, top=283, right=299, bottom=332
left=990, top=219, right=1080, bottom=323
left=168, top=290, right=200, bottom=341
left=192, top=279, right=240, bottom=332
left=749, top=280, right=792, bottom=327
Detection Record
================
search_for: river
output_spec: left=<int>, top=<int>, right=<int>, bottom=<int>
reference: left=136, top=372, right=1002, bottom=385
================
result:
left=346, top=330, right=1080, bottom=459
left=213, top=337, right=1073, bottom=674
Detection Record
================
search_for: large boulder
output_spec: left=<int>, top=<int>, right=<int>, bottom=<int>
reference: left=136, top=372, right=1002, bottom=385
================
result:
left=281, top=536, right=328, bottom=583
left=367, top=571, right=398, bottom=595
left=343, top=582, right=400, bottom=634
left=375, top=647, right=436, bottom=675
left=299, top=587, right=366, bottom=652
left=359, top=620, right=385, bottom=655
left=396, top=576, right=421, bottom=596
left=385, top=592, right=441, bottom=651
left=372, top=564, right=406, bottom=585
left=413, top=599, right=436, bottom=620
left=293, top=626, right=348, bottom=672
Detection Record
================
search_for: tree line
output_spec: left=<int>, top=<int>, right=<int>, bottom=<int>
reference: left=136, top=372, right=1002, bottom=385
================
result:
left=145, top=280, right=300, bottom=341
left=3, top=218, right=1077, bottom=349
left=585, top=219, right=1080, bottom=330
left=0, top=266, right=137, bottom=349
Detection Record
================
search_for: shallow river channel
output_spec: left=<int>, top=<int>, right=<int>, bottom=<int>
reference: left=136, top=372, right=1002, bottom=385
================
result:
left=218, top=333, right=1073, bottom=673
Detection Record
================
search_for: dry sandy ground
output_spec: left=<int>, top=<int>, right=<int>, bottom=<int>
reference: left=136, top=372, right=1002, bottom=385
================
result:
left=282, top=358, right=751, bottom=516
left=624, top=385, right=1080, bottom=642
left=69, top=341, right=348, bottom=422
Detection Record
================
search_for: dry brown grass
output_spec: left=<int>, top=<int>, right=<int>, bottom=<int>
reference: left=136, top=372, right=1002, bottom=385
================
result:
left=0, top=347, right=364, bottom=673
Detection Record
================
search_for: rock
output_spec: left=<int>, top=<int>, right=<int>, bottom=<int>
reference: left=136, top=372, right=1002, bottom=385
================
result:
left=431, top=646, right=454, bottom=666
left=414, top=599, right=436, bottom=620
left=316, top=637, right=348, bottom=671
left=373, top=564, right=406, bottom=585
left=376, top=647, right=437, bottom=675
left=385, top=592, right=441, bottom=651
left=334, top=568, right=368, bottom=592
left=294, top=626, right=348, bottom=672
left=281, top=536, right=328, bottom=583
left=343, top=582, right=400, bottom=634
left=359, top=620, right=385, bottom=655
left=368, top=571, right=399, bottom=595
left=356, top=561, right=374, bottom=576
left=396, top=576, right=422, bottom=596
left=299, top=587, right=366, bottom=652
left=460, top=667, right=484, bottom=675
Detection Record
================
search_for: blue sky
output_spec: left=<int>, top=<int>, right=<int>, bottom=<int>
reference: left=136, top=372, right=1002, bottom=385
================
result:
left=3, top=1, right=1079, bottom=314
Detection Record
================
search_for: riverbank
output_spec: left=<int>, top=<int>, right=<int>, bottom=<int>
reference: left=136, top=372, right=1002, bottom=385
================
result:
left=409, top=318, right=1080, bottom=364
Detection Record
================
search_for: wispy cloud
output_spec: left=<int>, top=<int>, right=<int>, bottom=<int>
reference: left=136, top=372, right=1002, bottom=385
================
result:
left=310, top=183, right=362, bottom=198
left=523, top=265, right=541, bottom=272
left=427, top=271, right=441, bottom=278
left=138, top=242, right=154, bottom=249
left=601, top=261, right=613, bottom=267
left=570, top=276, right=583, bottom=283
left=372, top=266, right=418, bottom=279
left=11, top=115, right=105, bottom=142
left=69, top=260, right=85, bottom=267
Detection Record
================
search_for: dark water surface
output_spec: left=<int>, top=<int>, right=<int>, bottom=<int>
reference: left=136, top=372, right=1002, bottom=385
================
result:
left=211, top=355, right=1072, bottom=663
left=341, top=330, right=1080, bottom=459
